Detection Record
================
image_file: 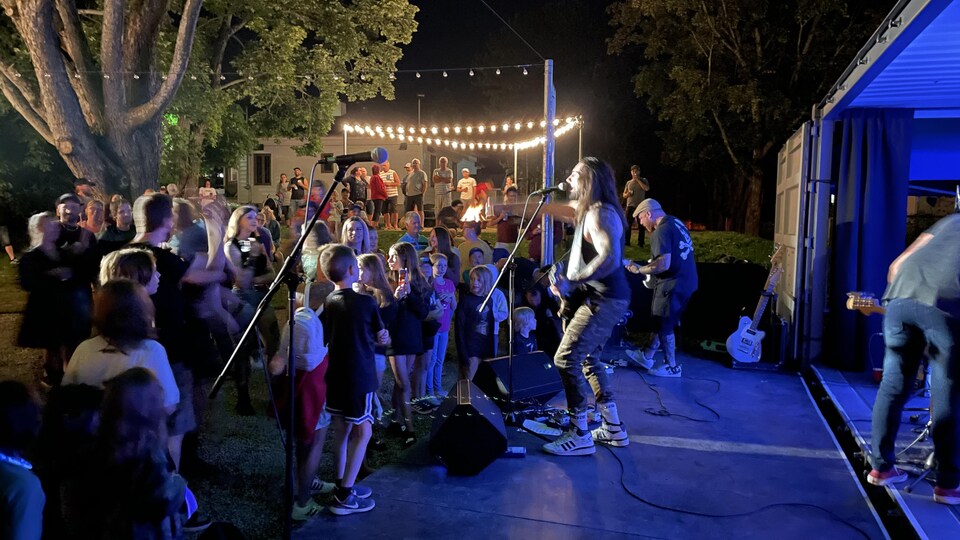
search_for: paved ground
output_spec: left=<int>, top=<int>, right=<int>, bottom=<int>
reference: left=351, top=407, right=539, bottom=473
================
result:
left=296, top=352, right=885, bottom=540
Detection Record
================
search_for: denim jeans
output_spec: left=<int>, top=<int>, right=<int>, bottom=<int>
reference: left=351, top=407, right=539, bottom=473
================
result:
left=871, top=298, right=960, bottom=489
left=554, top=296, right=629, bottom=412
left=429, top=331, right=449, bottom=395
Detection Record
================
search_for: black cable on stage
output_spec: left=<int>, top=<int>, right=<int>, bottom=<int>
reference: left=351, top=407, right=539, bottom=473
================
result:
left=600, top=445, right=872, bottom=539
left=633, top=368, right=721, bottom=423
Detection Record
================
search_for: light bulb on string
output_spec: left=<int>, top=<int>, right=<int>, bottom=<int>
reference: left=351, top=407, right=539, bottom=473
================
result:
left=442, top=71, right=448, bottom=78
left=465, top=126, right=472, bottom=134
left=469, top=69, right=474, bottom=76
left=527, top=121, right=534, bottom=129
left=415, top=72, right=421, bottom=78
left=522, top=67, right=528, bottom=75
left=430, top=126, right=438, bottom=135
left=443, top=127, right=449, bottom=134
left=495, top=68, right=501, bottom=75
left=502, top=123, right=509, bottom=132
left=514, top=122, right=521, bottom=130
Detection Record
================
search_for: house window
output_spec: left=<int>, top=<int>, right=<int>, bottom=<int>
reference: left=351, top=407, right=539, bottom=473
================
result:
left=320, top=153, right=334, bottom=173
left=253, top=154, right=271, bottom=185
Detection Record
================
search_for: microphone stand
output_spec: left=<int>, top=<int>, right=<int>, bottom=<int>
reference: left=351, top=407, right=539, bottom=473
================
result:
left=479, top=191, right=551, bottom=422
left=209, top=161, right=346, bottom=540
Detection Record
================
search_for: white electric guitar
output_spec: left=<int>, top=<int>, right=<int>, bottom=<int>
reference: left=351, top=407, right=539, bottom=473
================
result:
left=726, top=245, right=784, bottom=363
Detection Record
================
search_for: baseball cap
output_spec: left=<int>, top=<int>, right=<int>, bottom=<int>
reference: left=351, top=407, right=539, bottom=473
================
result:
left=461, top=168, right=470, bottom=173
left=404, top=162, right=412, bottom=168
left=633, top=198, right=662, bottom=218
left=57, top=193, right=82, bottom=206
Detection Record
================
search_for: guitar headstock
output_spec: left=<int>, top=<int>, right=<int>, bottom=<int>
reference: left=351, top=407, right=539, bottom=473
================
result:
left=846, top=291, right=884, bottom=315
left=769, top=244, right=785, bottom=268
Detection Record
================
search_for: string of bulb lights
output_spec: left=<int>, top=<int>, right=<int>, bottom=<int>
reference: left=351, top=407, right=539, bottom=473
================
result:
left=2, top=63, right=540, bottom=82
left=342, top=116, right=581, bottom=152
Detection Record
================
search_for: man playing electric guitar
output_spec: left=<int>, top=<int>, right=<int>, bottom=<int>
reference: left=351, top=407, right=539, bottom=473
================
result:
left=624, top=199, right=698, bottom=377
left=541, top=157, right=632, bottom=457
left=866, top=213, right=960, bottom=505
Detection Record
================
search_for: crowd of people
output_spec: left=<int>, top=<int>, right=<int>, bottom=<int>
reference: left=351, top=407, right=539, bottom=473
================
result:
left=2, top=155, right=702, bottom=535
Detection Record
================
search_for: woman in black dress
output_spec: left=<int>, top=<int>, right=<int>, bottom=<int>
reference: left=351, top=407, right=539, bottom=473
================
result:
left=385, top=242, right=428, bottom=443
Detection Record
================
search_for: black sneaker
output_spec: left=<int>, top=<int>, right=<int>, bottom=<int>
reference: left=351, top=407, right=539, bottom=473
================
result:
left=330, top=490, right=375, bottom=516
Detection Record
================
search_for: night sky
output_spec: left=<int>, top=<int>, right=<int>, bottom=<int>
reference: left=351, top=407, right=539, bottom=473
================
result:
left=345, top=0, right=654, bottom=193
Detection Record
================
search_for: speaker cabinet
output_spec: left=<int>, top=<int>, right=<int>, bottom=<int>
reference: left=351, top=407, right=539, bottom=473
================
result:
left=472, top=351, right=563, bottom=407
left=429, top=380, right=507, bottom=475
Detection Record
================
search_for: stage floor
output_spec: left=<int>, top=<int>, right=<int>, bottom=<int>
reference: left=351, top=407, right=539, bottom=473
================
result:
left=812, top=366, right=960, bottom=538
left=295, top=351, right=886, bottom=539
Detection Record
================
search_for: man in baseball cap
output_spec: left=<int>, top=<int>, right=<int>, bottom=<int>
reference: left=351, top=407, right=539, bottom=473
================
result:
left=626, top=197, right=698, bottom=378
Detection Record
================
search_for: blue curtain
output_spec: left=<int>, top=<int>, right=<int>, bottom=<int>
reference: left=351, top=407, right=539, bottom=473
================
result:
left=831, top=109, right=913, bottom=370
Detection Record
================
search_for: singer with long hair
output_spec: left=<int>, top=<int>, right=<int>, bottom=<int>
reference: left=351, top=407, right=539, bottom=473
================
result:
left=542, top=157, right=631, bottom=457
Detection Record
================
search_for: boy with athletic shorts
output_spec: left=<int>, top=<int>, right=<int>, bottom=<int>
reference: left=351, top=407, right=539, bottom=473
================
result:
left=319, top=244, right=390, bottom=515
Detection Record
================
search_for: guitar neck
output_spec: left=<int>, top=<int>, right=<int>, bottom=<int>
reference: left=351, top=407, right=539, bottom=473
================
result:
left=749, top=294, right=770, bottom=332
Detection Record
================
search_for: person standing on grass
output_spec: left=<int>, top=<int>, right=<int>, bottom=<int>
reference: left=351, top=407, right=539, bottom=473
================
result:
left=428, top=253, right=456, bottom=400
left=385, top=242, right=428, bottom=447
left=622, top=165, right=650, bottom=247
left=98, top=199, right=136, bottom=255
left=369, top=164, right=387, bottom=229
left=380, top=161, right=400, bottom=231
left=405, top=159, right=427, bottom=224
left=319, top=244, right=389, bottom=515
left=276, top=174, right=291, bottom=220
left=268, top=279, right=337, bottom=521
left=432, top=156, right=453, bottom=212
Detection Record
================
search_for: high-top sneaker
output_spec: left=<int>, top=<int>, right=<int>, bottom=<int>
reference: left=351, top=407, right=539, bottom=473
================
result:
left=543, top=411, right=595, bottom=456
left=591, top=401, right=629, bottom=447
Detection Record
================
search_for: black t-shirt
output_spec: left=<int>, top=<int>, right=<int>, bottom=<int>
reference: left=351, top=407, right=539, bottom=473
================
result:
left=651, top=215, right=699, bottom=297
left=290, top=177, right=306, bottom=200
left=130, top=243, right=189, bottom=363
left=884, top=213, right=960, bottom=317
left=321, top=289, right=383, bottom=394
left=515, top=333, right=538, bottom=353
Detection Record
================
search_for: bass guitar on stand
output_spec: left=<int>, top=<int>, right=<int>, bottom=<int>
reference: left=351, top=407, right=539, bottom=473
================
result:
left=726, top=245, right=784, bottom=364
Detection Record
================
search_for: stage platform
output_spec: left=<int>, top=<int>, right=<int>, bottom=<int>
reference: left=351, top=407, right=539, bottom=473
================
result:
left=296, top=352, right=886, bottom=539
left=810, top=366, right=960, bottom=539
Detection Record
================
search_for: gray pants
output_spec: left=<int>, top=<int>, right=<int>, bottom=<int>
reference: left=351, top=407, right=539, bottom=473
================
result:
left=434, top=184, right=452, bottom=211
left=553, top=296, right=629, bottom=412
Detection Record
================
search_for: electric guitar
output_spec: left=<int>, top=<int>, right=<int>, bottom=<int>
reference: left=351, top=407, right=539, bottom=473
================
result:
left=624, top=258, right=658, bottom=289
left=726, top=245, right=784, bottom=363
left=846, top=292, right=885, bottom=316
left=548, top=259, right=593, bottom=321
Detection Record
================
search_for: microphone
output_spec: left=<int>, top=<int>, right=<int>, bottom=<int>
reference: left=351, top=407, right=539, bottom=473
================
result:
left=530, top=182, right=570, bottom=196
left=318, top=147, right=388, bottom=166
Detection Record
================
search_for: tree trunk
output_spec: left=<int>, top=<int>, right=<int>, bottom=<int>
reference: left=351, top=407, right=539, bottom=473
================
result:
left=743, top=168, right=763, bottom=235
left=1, top=0, right=203, bottom=199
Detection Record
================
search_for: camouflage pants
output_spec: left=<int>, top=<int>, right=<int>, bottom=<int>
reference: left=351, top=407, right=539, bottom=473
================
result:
left=553, top=296, right=629, bottom=412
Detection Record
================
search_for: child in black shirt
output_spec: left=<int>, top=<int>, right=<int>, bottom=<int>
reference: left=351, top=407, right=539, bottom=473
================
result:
left=512, top=306, right=539, bottom=353
left=319, top=244, right=389, bottom=515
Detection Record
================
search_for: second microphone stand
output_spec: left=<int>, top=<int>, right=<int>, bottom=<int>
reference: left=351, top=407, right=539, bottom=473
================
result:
left=479, top=191, right=552, bottom=421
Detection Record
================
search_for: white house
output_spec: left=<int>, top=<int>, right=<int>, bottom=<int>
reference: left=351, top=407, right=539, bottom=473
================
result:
left=232, top=135, right=479, bottom=212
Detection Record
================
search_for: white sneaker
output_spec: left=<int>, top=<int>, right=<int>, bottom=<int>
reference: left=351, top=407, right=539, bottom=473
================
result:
left=592, top=422, right=629, bottom=447
left=648, top=363, right=681, bottom=378
left=625, top=349, right=655, bottom=370
left=543, top=430, right=595, bottom=456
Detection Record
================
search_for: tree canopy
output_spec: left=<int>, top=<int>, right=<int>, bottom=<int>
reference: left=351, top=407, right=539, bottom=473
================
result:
left=0, top=0, right=418, bottom=197
left=608, top=0, right=885, bottom=233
